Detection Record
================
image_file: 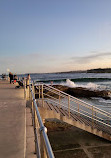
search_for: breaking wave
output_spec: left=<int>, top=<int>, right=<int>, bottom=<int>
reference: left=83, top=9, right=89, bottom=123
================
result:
left=62, top=79, right=99, bottom=90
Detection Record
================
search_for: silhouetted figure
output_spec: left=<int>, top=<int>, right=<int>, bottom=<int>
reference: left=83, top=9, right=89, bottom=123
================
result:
left=26, top=74, right=31, bottom=88
left=9, top=72, right=13, bottom=84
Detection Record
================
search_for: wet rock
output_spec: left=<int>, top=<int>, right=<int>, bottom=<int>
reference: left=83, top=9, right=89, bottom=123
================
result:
left=52, top=85, right=111, bottom=99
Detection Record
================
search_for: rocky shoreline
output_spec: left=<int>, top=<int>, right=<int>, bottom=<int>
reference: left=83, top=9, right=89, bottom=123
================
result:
left=35, top=84, right=111, bottom=99
left=52, top=85, right=111, bottom=99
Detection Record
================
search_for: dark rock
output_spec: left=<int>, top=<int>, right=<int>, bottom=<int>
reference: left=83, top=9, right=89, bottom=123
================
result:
left=53, top=85, right=111, bottom=99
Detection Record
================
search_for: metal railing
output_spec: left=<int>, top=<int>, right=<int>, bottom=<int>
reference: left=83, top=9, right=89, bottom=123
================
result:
left=28, top=84, right=55, bottom=158
left=35, top=84, right=111, bottom=130
left=27, top=82, right=111, bottom=155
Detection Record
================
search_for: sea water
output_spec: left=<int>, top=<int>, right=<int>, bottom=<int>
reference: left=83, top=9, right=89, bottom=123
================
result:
left=29, top=72, right=111, bottom=90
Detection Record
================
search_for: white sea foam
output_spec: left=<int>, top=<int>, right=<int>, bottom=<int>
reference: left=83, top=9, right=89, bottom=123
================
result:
left=91, top=97, right=111, bottom=104
left=62, top=79, right=99, bottom=90
left=99, top=98, right=111, bottom=104
left=65, top=79, right=76, bottom=87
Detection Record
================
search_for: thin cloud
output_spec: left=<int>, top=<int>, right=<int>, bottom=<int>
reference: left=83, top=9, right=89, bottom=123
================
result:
left=71, top=52, right=111, bottom=64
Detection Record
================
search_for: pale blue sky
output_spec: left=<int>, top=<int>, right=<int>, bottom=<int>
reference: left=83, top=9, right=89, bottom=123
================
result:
left=0, top=0, right=111, bottom=74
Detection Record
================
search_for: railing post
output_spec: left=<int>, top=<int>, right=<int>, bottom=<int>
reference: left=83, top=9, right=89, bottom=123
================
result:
left=41, top=85, right=44, bottom=107
left=36, top=119, right=41, bottom=158
left=34, top=100, right=41, bottom=157
left=40, top=127, right=47, bottom=158
left=32, top=84, right=35, bottom=99
left=31, top=97, right=34, bottom=126
left=59, top=92, right=61, bottom=109
left=24, top=79, right=26, bottom=99
left=92, top=106, right=94, bottom=128
left=39, top=85, right=40, bottom=99
left=68, top=95, right=70, bottom=118
left=78, top=103, right=80, bottom=116
left=25, top=80, right=30, bottom=100
left=34, top=109, right=37, bottom=154
left=95, top=111, right=97, bottom=123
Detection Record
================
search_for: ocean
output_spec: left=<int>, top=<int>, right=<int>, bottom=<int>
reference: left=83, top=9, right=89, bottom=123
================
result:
left=29, top=72, right=111, bottom=113
left=29, top=72, right=111, bottom=90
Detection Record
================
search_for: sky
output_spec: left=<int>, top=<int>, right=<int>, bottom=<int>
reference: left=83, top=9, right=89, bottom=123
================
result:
left=0, top=0, right=111, bottom=74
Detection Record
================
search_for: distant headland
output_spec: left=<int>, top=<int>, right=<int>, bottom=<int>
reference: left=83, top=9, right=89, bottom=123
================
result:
left=87, top=68, right=111, bottom=73
left=56, top=68, right=111, bottom=74
left=49, top=68, right=111, bottom=74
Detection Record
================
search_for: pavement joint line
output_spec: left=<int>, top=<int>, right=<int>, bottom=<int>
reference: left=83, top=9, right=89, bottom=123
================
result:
left=53, top=143, right=111, bottom=153
left=53, top=143, right=93, bottom=158
left=53, top=143, right=111, bottom=157
left=85, top=143, right=111, bottom=148
left=53, top=147, right=82, bottom=153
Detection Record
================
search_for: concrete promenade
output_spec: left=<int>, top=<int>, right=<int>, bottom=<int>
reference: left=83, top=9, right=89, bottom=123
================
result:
left=0, top=80, right=26, bottom=158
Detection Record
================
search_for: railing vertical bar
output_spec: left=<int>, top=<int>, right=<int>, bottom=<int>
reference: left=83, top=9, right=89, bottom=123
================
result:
left=42, top=85, right=44, bottom=107
left=59, top=92, right=61, bottom=109
left=39, top=85, right=40, bottom=99
left=68, top=95, right=70, bottom=118
left=78, top=103, right=80, bottom=117
left=32, top=97, right=34, bottom=126
left=24, top=79, right=26, bottom=99
left=34, top=110, right=37, bottom=154
left=92, top=106, right=94, bottom=128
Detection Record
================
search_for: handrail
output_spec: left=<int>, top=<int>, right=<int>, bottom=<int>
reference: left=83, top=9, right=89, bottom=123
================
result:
left=43, top=84, right=111, bottom=116
left=46, top=98, right=111, bottom=130
left=35, top=83, right=111, bottom=130
left=38, top=84, right=111, bottom=117
left=29, top=85, right=55, bottom=158
left=43, top=85, right=111, bottom=121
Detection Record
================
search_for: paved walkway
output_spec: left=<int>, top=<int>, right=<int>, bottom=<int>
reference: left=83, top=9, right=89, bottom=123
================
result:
left=0, top=80, right=26, bottom=158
